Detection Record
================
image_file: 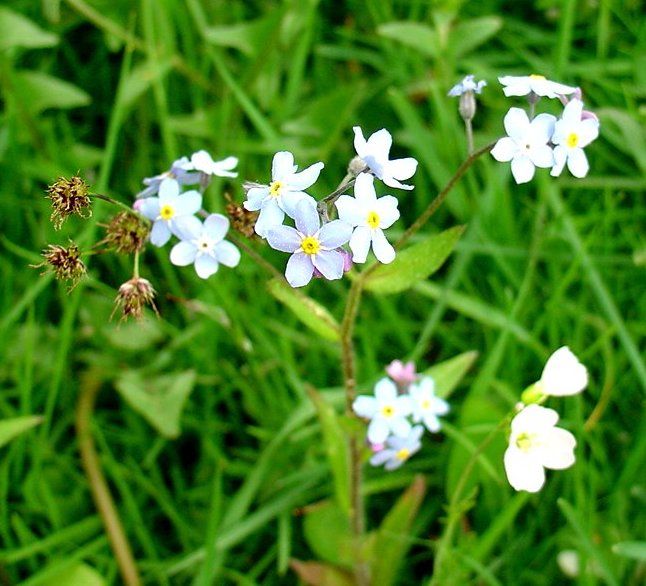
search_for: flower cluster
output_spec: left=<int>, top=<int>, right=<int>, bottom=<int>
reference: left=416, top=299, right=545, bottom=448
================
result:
left=352, top=360, right=449, bottom=470
left=244, top=128, right=417, bottom=287
left=491, top=75, right=600, bottom=184
left=137, top=150, right=241, bottom=279
left=504, top=346, right=588, bottom=492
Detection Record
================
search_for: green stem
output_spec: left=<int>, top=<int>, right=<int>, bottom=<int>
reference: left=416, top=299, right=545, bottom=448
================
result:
left=75, top=372, right=142, bottom=586
left=396, top=142, right=495, bottom=251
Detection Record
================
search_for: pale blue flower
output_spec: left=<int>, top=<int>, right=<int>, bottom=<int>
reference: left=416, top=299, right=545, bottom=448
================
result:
left=169, top=214, right=240, bottom=279
left=370, top=425, right=424, bottom=470
left=335, top=172, right=400, bottom=264
left=448, top=74, right=487, bottom=96
left=244, top=151, right=323, bottom=237
left=181, top=150, right=239, bottom=178
left=409, top=376, right=449, bottom=433
left=138, top=156, right=201, bottom=199
left=353, top=377, right=413, bottom=444
left=266, top=200, right=351, bottom=287
left=139, top=178, right=202, bottom=246
left=353, top=126, right=418, bottom=190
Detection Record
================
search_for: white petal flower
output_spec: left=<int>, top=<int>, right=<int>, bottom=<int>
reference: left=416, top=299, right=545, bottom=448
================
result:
left=243, top=151, right=323, bottom=237
left=352, top=377, right=413, bottom=444
left=335, top=173, right=399, bottom=264
left=409, top=376, right=449, bottom=433
left=139, top=178, right=202, bottom=247
left=491, top=107, right=556, bottom=184
left=448, top=74, right=487, bottom=96
left=182, top=150, right=239, bottom=178
left=504, top=404, right=577, bottom=493
left=266, top=200, right=351, bottom=287
left=498, top=75, right=578, bottom=99
left=550, top=99, right=600, bottom=178
left=370, top=425, right=424, bottom=470
left=538, top=346, right=588, bottom=397
left=353, top=127, right=418, bottom=190
left=138, top=156, right=201, bottom=198
left=169, top=214, right=240, bottom=279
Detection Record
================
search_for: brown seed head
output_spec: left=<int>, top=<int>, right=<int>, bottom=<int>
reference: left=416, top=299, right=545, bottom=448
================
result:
left=46, top=175, right=93, bottom=230
left=225, top=193, right=258, bottom=239
left=32, top=242, right=86, bottom=291
left=112, top=277, right=159, bottom=322
left=101, top=211, right=150, bottom=254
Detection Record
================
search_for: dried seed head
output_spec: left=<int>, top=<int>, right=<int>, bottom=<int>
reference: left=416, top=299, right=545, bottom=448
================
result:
left=101, top=211, right=150, bottom=254
left=46, top=175, right=93, bottom=230
left=112, top=277, right=159, bottom=322
left=225, top=193, right=258, bottom=238
left=32, top=242, right=86, bottom=291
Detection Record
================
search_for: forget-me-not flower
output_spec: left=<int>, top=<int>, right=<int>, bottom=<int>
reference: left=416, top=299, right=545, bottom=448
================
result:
left=181, top=150, right=239, bottom=178
left=266, top=200, right=351, bottom=287
left=353, top=127, right=418, bottom=190
left=335, top=172, right=400, bottom=264
left=409, top=376, right=449, bottom=433
left=370, top=425, right=424, bottom=470
left=498, top=75, right=577, bottom=99
left=244, top=151, right=323, bottom=238
left=169, top=214, right=240, bottom=279
left=139, top=178, right=202, bottom=246
left=137, top=156, right=200, bottom=199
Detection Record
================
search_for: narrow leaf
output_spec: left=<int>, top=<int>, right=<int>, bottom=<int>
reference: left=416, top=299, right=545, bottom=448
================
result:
left=0, top=7, right=58, bottom=50
left=267, top=278, right=340, bottom=341
left=307, top=389, right=350, bottom=515
left=424, top=351, right=478, bottom=400
left=611, top=541, right=646, bottom=561
left=47, top=563, right=105, bottom=586
left=376, top=22, right=439, bottom=58
left=115, top=370, right=196, bottom=439
left=12, top=71, right=91, bottom=114
left=302, top=501, right=354, bottom=568
left=369, top=475, right=426, bottom=586
left=0, top=415, right=43, bottom=449
left=448, top=17, right=503, bottom=59
left=364, top=226, right=465, bottom=295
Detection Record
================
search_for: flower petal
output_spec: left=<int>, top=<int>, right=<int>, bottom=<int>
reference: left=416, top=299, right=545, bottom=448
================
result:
left=503, top=108, right=530, bottom=140
left=491, top=137, right=516, bottom=162
left=194, top=254, right=219, bottom=279
left=349, top=226, right=371, bottom=263
left=504, top=447, right=546, bottom=492
left=288, top=161, right=324, bottom=190
left=272, top=151, right=297, bottom=181
left=285, top=253, right=314, bottom=287
left=313, top=250, right=345, bottom=281
left=204, top=214, right=230, bottom=242
left=255, top=200, right=285, bottom=237
left=150, top=221, right=172, bottom=247
left=510, top=156, right=536, bottom=184
left=539, top=428, right=576, bottom=469
left=293, top=199, right=320, bottom=235
left=158, top=177, right=180, bottom=200
left=353, top=126, right=368, bottom=157
left=174, top=190, right=203, bottom=216
left=318, top=220, right=352, bottom=248
left=371, top=229, right=396, bottom=264
left=374, top=195, right=400, bottom=229
left=540, top=346, right=588, bottom=396
left=215, top=240, right=241, bottom=268
left=367, top=418, right=390, bottom=444
left=567, top=148, right=589, bottom=178
left=266, top=225, right=301, bottom=253
left=353, top=395, right=378, bottom=418
left=244, top=186, right=269, bottom=211
left=353, top=172, right=378, bottom=204
left=170, top=240, right=197, bottom=266
left=374, top=378, right=398, bottom=402
left=335, top=194, right=363, bottom=226
left=386, top=157, right=418, bottom=182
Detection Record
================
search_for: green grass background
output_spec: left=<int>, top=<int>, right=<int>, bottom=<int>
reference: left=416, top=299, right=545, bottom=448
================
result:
left=1, top=0, right=645, bottom=584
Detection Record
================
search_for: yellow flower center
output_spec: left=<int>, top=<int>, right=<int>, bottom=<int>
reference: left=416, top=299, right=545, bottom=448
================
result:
left=301, top=236, right=321, bottom=255
left=396, top=448, right=410, bottom=461
left=160, top=205, right=175, bottom=220
left=515, top=431, right=538, bottom=453
left=367, top=211, right=380, bottom=229
left=421, top=399, right=431, bottom=410
left=529, top=74, right=546, bottom=80
left=381, top=405, right=394, bottom=418
left=269, top=181, right=283, bottom=198
left=566, top=132, right=579, bottom=148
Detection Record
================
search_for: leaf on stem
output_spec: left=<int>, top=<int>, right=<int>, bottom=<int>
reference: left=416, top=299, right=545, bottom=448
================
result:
left=424, top=351, right=478, bottom=400
left=267, top=278, right=340, bottom=341
left=115, top=370, right=196, bottom=439
left=302, top=500, right=354, bottom=569
left=0, top=415, right=43, bottom=450
left=364, top=226, right=465, bottom=295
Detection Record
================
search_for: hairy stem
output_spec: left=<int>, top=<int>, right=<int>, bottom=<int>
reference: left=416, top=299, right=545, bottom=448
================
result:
left=76, top=372, right=142, bottom=586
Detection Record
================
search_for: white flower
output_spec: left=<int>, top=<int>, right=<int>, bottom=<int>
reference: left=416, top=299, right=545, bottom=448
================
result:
left=409, top=376, right=449, bottom=433
left=353, top=377, right=413, bottom=444
left=138, top=156, right=200, bottom=199
left=504, top=404, right=576, bottom=493
left=491, top=107, right=556, bottom=184
left=139, top=178, right=202, bottom=247
left=353, top=127, right=418, bottom=190
left=538, top=346, right=588, bottom=397
left=448, top=74, right=487, bottom=96
left=243, top=151, right=323, bottom=237
left=266, top=200, right=351, bottom=287
left=498, top=75, right=577, bottom=99
left=335, top=172, right=399, bottom=264
left=181, top=150, right=239, bottom=178
left=169, top=214, right=240, bottom=279
left=370, top=425, right=424, bottom=470
left=550, top=99, right=600, bottom=178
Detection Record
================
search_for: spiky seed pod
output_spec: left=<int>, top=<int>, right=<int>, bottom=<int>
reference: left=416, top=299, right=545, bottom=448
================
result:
left=112, top=277, right=159, bottom=322
left=46, top=175, right=93, bottom=230
left=32, top=242, right=86, bottom=291
left=101, top=211, right=150, bottom=254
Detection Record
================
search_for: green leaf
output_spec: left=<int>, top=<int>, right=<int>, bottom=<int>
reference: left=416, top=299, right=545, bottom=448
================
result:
left=425, top=351, right=478, bottom=400
left=0, top=415, right=43, bottom=449
left=115, top=370, right=196, bottom=439
left=47, top=563, right=105, bottom=586
left=307, top=389, right=350, bottom=516
left=0, top=7, right=58, bottom=50
left=120, top=58, right=174, bottom=111
left=369, top=475, right=427, bottom=586
left=289, top=559, right=354, bottom=586
left=364, top=226, right=465, bottom=295
left=376, top=22, right=439, bottom=58
left=267, top=278, right=340, bottom=341
left=611, top=541, right=646, bottom=561
left=302, top=501, right=354, bottom=569
left=12, top=71, right=91, bottom=114
left=204, top=11, right=282, bottom=57
left=448, top=17, right=503, bottom=59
